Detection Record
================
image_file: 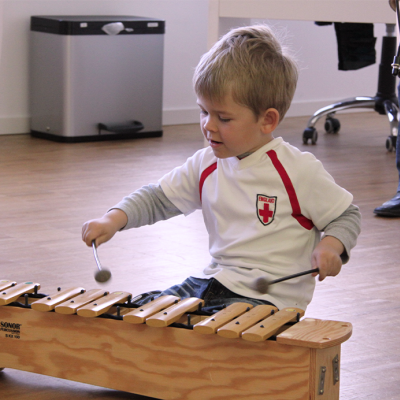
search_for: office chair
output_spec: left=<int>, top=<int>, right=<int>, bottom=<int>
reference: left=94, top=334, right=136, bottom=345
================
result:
left=303, top=24, right=399, bottom=151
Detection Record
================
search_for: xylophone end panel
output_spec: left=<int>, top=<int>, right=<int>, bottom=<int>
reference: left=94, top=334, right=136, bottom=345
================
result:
left=0, top=282, right=41, bottom=306
left=31, top=287, right=86, bottom=312
left=217, top=304, right=278, bottom=339
left=123, top=295, right=180, bottom=324
left=241, top=307, right=305, bottom=342
left=310, top=345, right=342, bottom=399
left=193, top=302, right=254, bottom=335
left=77, top=291, right=131, bottom=318
left=146, top=297, right=204, bottom=327
left=277, top=318, right=353, bottom=349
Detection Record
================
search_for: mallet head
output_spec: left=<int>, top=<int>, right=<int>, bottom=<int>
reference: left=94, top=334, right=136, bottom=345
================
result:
left=252, top=276, right=270, bottom=294
left=95, top=269, right=112, bottom=283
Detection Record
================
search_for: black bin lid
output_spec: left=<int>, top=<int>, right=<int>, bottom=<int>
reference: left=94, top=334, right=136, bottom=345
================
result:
left=31, top=15, right=165, bottom=35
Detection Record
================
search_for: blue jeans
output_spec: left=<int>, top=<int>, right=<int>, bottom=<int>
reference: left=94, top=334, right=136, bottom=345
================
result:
left=134, top=276, right=275, bottom=312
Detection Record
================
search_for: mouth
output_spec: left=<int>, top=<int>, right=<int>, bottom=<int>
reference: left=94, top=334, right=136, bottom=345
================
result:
left=208, top=139, right=223, bottom=147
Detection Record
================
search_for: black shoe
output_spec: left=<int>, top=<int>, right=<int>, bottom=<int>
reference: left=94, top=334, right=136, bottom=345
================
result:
left=374, top=192, right=400, bottom=217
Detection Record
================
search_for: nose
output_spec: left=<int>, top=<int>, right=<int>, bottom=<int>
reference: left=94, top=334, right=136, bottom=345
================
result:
left=203, top=115, right=217, bottom=133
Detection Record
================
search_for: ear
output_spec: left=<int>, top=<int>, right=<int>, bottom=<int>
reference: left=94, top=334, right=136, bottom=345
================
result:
left=260, top=108, right=280, bottom=134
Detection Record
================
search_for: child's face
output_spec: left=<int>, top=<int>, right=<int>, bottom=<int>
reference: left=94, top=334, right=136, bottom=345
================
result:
left=197, top=94, right=277, bottom=159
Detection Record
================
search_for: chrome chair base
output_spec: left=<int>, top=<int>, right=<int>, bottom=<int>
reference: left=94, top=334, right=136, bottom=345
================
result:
left=302, top=24, right=399, bottom=151
left=302, top=96, right=399, bottom=150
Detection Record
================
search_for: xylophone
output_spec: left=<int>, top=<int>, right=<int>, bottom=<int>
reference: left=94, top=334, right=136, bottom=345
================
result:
left=0, top=280, right=352, bottom=400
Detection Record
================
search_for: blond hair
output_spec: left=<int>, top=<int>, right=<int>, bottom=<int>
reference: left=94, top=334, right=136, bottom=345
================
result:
left=193, top=25, right=298, bottom=121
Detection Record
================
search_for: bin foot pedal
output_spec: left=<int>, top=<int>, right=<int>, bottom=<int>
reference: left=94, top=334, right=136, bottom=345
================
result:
left=98, top=121, right=144, bottom=135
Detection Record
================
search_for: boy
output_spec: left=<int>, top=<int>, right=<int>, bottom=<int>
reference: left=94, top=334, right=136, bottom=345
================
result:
left=82, top=25, right=361, bottom=311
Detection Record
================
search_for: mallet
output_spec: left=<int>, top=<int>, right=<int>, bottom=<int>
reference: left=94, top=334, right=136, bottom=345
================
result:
left=92, top=240, right=112, bottom=283
left=252, top=268, right=319, bottom=294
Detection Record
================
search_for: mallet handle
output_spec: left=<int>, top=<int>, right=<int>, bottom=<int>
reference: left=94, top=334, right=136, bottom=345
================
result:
left=92, top=240, right=102, bottom=272
left=269, top=268, right=319, bottom=286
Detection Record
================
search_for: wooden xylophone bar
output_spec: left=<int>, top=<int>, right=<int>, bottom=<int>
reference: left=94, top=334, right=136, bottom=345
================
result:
left=0, top=280, right=352, bottom=400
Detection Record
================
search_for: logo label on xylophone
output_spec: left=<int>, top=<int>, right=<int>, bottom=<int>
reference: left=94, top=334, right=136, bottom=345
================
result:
left=1, top=321, right=22, bottom=339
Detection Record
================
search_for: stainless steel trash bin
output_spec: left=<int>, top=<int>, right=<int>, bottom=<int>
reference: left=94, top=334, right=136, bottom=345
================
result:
left=30, top=15, right=165, bottom=142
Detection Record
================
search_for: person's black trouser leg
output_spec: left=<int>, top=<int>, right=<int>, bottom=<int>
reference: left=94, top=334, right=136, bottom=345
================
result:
left=374, top=84, right=400, bottom=216
left=396, top=125, right=400, bottom=193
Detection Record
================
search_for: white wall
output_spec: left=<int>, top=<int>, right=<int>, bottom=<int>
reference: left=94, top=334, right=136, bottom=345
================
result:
left=0, top=0, right=210, bottom=134
left=220, top=17, right=389, bottom=117
left=0, top=0, right=393, bottom=134
left=279, top=20, right=388, bottom=118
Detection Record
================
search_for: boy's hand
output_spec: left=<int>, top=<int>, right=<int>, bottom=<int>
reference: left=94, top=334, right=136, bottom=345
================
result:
left=82, top=209, right=128, bottom=247
left=311, top=236, right=344, bottom=281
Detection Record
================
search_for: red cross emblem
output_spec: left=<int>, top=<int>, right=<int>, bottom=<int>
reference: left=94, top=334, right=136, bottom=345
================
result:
left=257, top=194, right=277, bottom=226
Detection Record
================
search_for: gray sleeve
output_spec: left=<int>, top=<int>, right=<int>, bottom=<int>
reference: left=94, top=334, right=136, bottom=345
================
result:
left=322, top=204, right=361, bottom=264
left=110, top=183, right=183, bottom=230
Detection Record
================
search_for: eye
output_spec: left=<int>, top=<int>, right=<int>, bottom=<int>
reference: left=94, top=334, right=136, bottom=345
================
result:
left=219, top=116, right=231, bottom=123
left=199, top=109, right=208, bottom=116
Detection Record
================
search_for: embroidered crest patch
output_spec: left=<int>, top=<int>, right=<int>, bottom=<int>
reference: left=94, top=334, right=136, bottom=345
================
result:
left=256, top=194, right=277, bottom=226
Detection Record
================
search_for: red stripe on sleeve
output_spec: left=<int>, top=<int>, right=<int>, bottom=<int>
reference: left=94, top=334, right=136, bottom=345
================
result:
left=267, top=150, right=314, bottom=230
left=199, top=162, right=217, bottom=202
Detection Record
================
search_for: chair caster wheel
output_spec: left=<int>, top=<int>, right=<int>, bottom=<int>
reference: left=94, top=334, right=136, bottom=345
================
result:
left=303, top=127, right=318, bottom=144
left=325, top=117, right=341, bottom=134
left=386, top=135, right=397, bottom=152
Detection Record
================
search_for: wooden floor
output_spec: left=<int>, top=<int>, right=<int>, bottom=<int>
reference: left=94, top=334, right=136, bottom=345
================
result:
left=1, top=112, right=400, bottom=399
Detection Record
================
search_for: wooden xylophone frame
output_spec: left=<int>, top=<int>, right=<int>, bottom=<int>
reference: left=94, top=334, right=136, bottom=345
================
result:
left=0, top=287, right=352, bottom=400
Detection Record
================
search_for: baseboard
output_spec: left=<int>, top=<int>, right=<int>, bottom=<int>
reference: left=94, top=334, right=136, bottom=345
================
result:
left=162, top=100, right=375, bottom=126
left=0, top=101, right=375, bottom=135
left=285, top=100, right=374, bottom=118
left=0, top=117, right=30, bottom=135
left=30, top=129, right=163, bottom=143
left=162, top=107, right=201, bottom=126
